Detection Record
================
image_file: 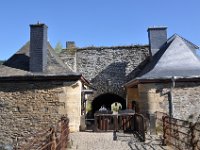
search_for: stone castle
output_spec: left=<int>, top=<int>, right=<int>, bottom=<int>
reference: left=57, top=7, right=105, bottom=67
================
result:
left=60, top=27, right=200, bottom=124
left=0, top=24, right=200, bottom=148
left=60, top=43, right=149, bottom=113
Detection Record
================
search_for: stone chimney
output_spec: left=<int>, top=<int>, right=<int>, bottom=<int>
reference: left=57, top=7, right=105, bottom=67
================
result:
left=29, top=23, right=48, bottom=72
left=66, top=41, right=76, bottom=49
left=147, top=26, right=167, bottom=57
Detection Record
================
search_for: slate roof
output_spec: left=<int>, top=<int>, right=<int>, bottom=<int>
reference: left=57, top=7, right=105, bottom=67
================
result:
left=0, top=42, right=81, bottom=80
left=125, top=34, right=200, bottom=87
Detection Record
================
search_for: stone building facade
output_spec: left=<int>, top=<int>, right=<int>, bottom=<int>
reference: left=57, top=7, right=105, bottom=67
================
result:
left=0, top=80, right=82, bottom=146
left=125, top=27, right=200, bottom=124
left=126, top=82, right=200, bottom=122
left=60, top=27, right=200, bottom=123
left=60, top=45, right=149, bottom=112
left=1, top=23, right=200, bottom=148
left=0, top=24, right=88, bottom=147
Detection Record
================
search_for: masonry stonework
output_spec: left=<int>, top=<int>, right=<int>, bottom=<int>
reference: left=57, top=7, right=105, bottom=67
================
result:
left=137, top=83, right=166, bottom=115
left=64, top=81, right=82, bottom=131
left=129, top=82, right=200, bottom=122
left=171, top=82, right=200, bottom=122
left=0, top=80, right=82, bottom=146
left=60, top=46, right=149, bottom=99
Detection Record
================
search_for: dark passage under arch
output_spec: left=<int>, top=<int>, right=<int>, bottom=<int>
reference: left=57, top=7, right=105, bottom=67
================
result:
left=92, top=93, right=126, bottom=114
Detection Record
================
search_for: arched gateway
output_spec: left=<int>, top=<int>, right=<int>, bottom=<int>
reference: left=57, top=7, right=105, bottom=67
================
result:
left=91, top=93, right=126, bottom=114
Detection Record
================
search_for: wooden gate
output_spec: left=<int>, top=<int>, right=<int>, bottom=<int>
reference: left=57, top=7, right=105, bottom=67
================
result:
left=94, top=112, right=146, bottom=141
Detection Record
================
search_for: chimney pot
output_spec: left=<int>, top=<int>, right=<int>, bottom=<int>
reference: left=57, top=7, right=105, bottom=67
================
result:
left=66, top=41, right=76, bottom=49
left=29, top=23, right=48, bottom=72
left=147, top=26, right=167, bottom=57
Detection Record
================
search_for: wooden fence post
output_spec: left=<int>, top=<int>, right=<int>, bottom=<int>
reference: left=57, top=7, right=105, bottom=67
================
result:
left=162, top=116, right=167, bottom=146
left=141, top=115, right=145, bottom=142
left=190, top=122, right=195, bottom=150
left=94, top=115, right=98, bottom=132
left=51, top=128, right=57, bottom=150
left=60, top=116, right=69, bottom=150
left=114, top=115, right=118, bottom=131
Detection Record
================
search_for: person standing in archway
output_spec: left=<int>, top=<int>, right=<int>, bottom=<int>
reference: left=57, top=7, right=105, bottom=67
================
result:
left=111, top=102, right=122, bottom=131
left=111, top=102, right=122, bottom=114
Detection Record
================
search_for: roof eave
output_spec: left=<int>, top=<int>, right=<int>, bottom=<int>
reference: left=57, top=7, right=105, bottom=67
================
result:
left=124, top=77, right=200, bottom=88
left=0, top=74, right=82, bottom=82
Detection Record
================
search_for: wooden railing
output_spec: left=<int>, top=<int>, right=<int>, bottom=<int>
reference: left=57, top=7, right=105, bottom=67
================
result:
left=156, top=113, right=200, bottom=150
left=94, top=112, right=135, bottom=132
left=155, top=111, right=168, bottom=134
left=133, top=113, right=146, bottom=142
left=94, top=112, right=146, bottom=142
left=14, top=116, right=69, bottom=150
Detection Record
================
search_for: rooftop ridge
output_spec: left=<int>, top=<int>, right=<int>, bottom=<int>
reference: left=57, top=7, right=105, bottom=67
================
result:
left=136, top=34, right=200, bottom=80
left=63, top=44, right=149, bottom=51
left=167, top=34, right=199, bottom=49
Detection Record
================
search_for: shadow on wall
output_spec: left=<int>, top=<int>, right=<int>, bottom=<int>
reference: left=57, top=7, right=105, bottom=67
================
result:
left=90, top=62, right=128, bottom=98
left=125, top=56, right=150, bottom=82
left=91, top=93, right=126, bottom=115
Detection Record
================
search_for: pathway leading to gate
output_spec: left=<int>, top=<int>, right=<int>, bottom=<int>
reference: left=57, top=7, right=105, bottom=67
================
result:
left=69, top=132, right=170, bottom=150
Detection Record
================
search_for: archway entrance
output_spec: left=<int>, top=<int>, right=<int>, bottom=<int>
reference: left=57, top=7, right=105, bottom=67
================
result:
left=91, top=93, right=126, bottom=114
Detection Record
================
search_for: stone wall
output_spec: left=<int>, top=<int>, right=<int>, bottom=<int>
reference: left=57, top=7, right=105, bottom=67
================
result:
left=132, top=82, right=200, bottom=122
left=64, top=81, right=82, bottom=131
left=60, top=45, right=149, bottom=99
left=137, top=83, right=167, bottom=116
left=172, top=82, right=200, bottom=122
left=60, top=49, right=76, bottom=71
left=0, top=80, right=82, bottom=147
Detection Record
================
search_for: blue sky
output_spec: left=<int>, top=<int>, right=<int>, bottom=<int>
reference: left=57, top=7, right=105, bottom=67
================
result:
left=0, top=0, right=200, bottom=60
